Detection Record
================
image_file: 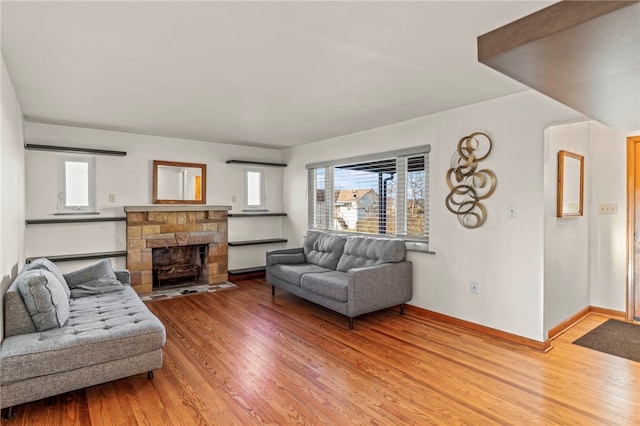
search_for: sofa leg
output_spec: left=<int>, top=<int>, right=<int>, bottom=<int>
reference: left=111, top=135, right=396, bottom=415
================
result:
left=271, top=285, right=275, bottom=296
left=349, top=317, right=354, bottom=330
left=400, top=303, right=405, bottom=315
left=2, top=406, right=15, bottom=421
left=147, top=371, right=154, bottom=380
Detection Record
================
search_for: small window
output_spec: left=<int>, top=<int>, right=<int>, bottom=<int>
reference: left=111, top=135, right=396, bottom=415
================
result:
left=57, top=155, right=96, bottom=213
left=245, top=167, right=265, bottom=209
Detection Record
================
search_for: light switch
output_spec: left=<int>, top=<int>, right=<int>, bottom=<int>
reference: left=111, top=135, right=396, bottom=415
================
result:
left=598, top=203, right=617, bottom=214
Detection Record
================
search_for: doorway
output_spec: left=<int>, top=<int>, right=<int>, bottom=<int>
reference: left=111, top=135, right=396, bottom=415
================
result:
left=626, top=135, right=640, bottom=321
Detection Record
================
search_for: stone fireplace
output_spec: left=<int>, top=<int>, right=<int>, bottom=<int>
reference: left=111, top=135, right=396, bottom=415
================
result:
left=124, top=205, right=230, bottom=294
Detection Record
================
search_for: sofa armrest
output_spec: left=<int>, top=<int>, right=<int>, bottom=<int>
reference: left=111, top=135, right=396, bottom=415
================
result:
left=115, top=269, right=131, bottom=285
left=266, top=248, right=305, bottom=267
left=347, top=261, right=412, bottom=317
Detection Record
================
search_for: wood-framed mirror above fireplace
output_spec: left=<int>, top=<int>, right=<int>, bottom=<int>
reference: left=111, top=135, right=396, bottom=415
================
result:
left=153, top=160, right=207, bottom=204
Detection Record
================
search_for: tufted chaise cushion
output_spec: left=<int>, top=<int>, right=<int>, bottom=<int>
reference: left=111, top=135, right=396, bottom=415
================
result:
left=336, top=236, right=406, bottom=272
left=303, top=230, right=347, bottom=269
left=0, top=285, right=166, bottom=384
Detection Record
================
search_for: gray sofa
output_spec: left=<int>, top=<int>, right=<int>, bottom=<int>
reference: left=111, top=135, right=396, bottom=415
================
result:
left=0, top=258, right=166, bottom=419
left=266, top=230, right=412, bottom=329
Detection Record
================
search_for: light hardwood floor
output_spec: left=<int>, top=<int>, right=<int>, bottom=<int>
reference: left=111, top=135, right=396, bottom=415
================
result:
left=7, top=278, right=640, bottom=425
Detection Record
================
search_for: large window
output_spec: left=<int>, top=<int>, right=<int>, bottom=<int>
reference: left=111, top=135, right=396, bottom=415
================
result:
left=57, top=155, right=96, bottom=213
left=307, top=146, right=429, bottom=249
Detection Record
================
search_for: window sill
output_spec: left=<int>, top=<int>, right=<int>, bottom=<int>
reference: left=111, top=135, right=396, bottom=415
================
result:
left=53, top=212, right=100, bottom=216
left=405, top=241, right=435, bottom=254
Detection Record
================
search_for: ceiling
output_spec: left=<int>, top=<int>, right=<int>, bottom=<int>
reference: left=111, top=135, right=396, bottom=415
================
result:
left=479, top=1, right=640, bottom=132
left=1, top=1, right=554, bottom=149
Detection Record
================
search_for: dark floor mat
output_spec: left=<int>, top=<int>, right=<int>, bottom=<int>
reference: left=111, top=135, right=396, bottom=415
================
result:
left=573, top=319, right=640, bottom=362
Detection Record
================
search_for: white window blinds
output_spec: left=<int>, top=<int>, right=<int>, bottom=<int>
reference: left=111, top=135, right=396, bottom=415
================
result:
left=306, top=146, right=429, bottom=246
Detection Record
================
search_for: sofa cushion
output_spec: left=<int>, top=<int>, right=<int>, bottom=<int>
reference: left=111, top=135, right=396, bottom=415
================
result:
left=23, top=257, right=71, bottom=299
left=303, top=230, right=347, bottom=269
left=300, top=271, right=349, bottom=302
left=63, top=259, right=125, bottom=298
left=336, top=236, right=406, bottom=272
left=269, top=263, right=333, bottom=286
left=0, top=286, right=166, bottom=384
left=17, top=269, right=70, bottom=332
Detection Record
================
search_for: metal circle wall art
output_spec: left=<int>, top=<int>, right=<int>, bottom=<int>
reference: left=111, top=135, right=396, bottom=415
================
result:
left=445, top=132, right=497, bottom=229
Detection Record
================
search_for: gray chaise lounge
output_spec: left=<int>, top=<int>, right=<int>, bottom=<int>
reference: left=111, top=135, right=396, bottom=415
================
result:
left=266, top=230, right=413, bottom=329
left=0, top=258, right=166, bottom=419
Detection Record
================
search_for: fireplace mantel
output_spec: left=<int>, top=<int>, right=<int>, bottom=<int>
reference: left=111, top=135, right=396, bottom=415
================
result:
left=124, top=205, right=231, bottom=212
left=124, top=206, right=230, bottom=294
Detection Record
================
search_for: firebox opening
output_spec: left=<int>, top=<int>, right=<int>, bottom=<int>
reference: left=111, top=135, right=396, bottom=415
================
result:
left=152, top=245, right=209, bottom=289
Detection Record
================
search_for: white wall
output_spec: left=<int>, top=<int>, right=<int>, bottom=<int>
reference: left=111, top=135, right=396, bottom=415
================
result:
left=282, top=91, right=584, bottom=342
left=14, top=92, right=635, bottom=342
left=543, top=121, right=591, bottom=334
left=24, top=122, right=283, bottom=273
left=1, top=57, right=26, bottom=340
left=588, top=122, right=630, bottom=312
left=543, top=120, right=631, bottom=335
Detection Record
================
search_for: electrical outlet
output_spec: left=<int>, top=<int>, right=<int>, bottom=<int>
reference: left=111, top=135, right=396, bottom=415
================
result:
left=470, top=282, right=479, bottom=294
left=598, top=203, right=617, bottom=214
left=108, top=193, right=116, bottom=203
left=231, top=195, right=237, bottom=203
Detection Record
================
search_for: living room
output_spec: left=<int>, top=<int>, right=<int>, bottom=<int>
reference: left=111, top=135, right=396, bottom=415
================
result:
left=1, top=1, right=639, bottom=423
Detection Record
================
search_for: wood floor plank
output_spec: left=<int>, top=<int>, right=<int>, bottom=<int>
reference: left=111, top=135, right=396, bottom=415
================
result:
left=7, top=278, right=640, bottom=425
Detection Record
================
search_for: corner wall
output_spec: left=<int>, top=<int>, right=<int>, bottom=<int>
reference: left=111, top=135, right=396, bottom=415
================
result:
left=588, top=122, right=630, bottom=312
left=1, top=57, right=26, bottom=340
left=282, top=90, right=584, bottom=342
left=543, top=122, right=591, bottom=335
left=543, top=120, right=631, bottom=337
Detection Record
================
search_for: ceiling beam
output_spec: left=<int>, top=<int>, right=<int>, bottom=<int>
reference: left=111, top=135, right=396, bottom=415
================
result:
left=478, top=1, right=640, bottom=132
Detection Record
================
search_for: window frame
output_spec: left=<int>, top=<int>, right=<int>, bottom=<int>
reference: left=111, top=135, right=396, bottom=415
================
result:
left=244, top=166, right=266, bottom=210
left=306, top=146, right=430, bottom=251
left=57, top=154, right=97, bottom=214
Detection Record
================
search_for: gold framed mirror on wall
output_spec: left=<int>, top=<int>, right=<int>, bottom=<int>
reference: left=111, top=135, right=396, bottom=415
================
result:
left=153, top=160, right=207, bottom=204
left=557, top=150, right=584, bottom=217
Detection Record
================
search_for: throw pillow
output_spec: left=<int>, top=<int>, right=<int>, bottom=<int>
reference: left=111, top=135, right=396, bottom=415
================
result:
left=17, top=269, right=70, bottom=331
left=23, top=257, right=71, bottom=299
left=63, top=259, right=125, bottom=297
